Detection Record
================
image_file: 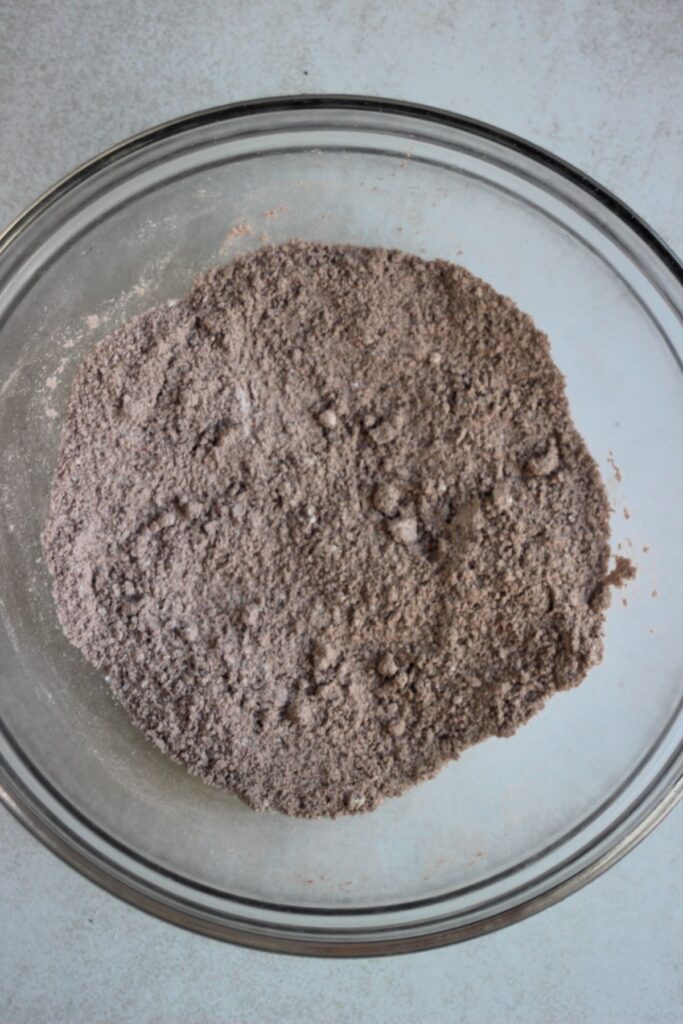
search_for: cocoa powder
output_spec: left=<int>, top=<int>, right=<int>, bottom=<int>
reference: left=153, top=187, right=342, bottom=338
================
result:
left=43, top=241, right=624, bottom=817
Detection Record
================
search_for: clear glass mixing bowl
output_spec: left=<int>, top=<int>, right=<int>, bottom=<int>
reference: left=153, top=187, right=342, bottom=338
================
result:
left=0, top=97, right=681, bottom=956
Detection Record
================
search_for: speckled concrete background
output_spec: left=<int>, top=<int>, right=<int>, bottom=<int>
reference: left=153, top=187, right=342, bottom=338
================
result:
left=1, top=1, right=682, bottom=1021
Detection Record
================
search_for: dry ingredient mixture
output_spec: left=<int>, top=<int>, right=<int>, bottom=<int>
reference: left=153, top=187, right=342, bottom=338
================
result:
left=43, top=241, right=627, bottom=818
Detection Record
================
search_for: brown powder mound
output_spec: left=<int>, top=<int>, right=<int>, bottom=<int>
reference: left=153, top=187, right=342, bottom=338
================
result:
left=43, top=241, right=621, bottom=818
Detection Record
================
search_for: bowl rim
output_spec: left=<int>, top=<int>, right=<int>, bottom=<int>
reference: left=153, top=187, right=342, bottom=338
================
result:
left=1, top=93, right=681, bottom=957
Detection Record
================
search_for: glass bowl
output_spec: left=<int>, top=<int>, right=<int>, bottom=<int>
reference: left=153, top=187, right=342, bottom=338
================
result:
left=0, top=96, right=681, bottom=956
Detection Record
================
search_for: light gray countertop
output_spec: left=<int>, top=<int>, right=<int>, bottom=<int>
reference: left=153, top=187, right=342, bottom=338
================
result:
left=1, top=1, right=681, bottom=1021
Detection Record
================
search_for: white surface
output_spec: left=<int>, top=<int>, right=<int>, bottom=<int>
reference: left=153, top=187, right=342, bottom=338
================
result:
left=1, top=1, right=681, bottom=1020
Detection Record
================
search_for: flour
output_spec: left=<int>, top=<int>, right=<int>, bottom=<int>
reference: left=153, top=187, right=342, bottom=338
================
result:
left=43, top=242, right=629, bottom=817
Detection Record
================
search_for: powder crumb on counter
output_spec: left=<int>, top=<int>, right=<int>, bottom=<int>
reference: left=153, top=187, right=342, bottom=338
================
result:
left=43, top=241, right=629, bottom=818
